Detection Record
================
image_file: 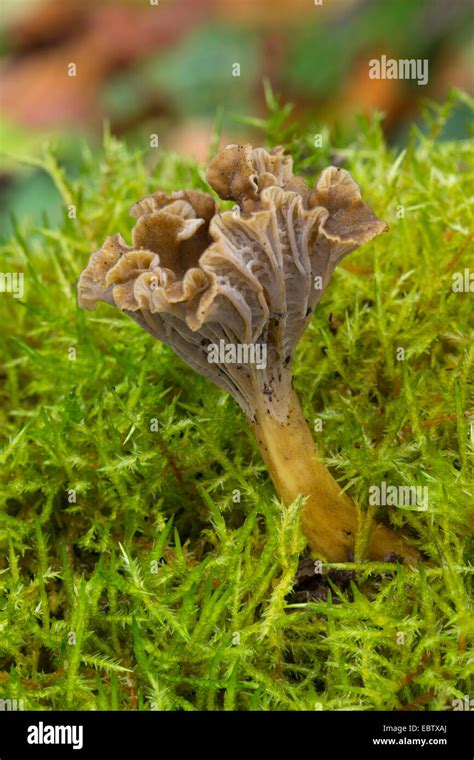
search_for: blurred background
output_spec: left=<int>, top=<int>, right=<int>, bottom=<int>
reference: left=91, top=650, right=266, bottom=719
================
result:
left=1, top=0, right=473, bottom=236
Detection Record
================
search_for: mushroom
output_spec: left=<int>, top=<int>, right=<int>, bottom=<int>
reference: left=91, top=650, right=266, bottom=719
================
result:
left=78, top=144, right=418, bottom=564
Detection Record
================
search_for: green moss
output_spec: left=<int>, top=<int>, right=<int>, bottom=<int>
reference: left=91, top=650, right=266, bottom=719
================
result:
left=0, top=90, right=472, bottom=711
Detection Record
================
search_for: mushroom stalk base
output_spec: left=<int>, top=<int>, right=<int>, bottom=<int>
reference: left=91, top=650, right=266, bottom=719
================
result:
left=250, top=389, right=418, bottom=564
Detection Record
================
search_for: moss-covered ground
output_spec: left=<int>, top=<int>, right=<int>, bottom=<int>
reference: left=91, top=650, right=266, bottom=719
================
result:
left=0, top=89, right=472, bottom=710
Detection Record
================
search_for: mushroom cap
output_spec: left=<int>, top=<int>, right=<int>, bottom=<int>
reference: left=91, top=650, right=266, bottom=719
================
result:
left=78, top=145, right=387, bottom=419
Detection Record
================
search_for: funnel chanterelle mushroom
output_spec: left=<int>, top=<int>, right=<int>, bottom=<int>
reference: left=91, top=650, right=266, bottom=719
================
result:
left=78, top=144, right=418, bottom=564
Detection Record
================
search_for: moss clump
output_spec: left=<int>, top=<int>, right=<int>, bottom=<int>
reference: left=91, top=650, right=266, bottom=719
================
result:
left=0, top=90, right=472, bottom=710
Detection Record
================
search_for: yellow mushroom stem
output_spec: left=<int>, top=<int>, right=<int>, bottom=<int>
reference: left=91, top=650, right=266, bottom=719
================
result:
left=250, top=388, right=419, bottom=564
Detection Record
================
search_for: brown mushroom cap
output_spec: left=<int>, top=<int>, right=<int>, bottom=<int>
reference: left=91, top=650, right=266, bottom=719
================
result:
left=78, top=145, right=387, bottom=419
